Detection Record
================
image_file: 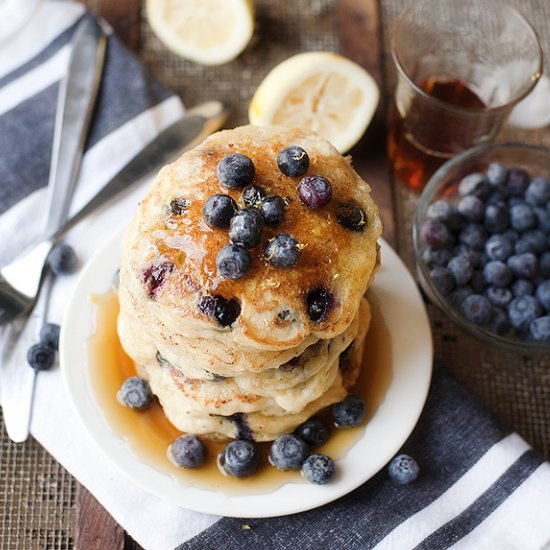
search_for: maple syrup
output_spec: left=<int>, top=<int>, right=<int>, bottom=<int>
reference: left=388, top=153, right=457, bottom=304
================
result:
left=388, top=78, right=488, bottom=192
left=87, top=291, right=392, bottom=494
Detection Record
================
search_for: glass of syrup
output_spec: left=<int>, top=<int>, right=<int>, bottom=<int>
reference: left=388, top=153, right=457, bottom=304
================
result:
left=387, top=0, right=542, bottom=192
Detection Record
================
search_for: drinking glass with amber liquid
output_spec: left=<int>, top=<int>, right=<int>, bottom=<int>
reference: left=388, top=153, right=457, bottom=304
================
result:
left=388, top=0, right=542, bottom=192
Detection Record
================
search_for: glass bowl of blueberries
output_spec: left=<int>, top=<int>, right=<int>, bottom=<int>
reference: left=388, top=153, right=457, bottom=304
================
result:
left=414, top=142, right=550, bottom=350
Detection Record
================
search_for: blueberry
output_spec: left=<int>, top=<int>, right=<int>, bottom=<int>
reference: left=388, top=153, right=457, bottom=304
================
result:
left=507, top=253, right=538, bottom=279
left=142, top=261, right=174, bottom=299
left=220, top=440, right=259, bottom=478
left=198, top=295, right=241, bottom=327
left=535, top=280, right=550, bottom=311
left=450, top=286, right=474, bottom=307
left=429, top=266, right=454, bottom=295
left=508, top=295, right=543, bottom=332
left=421, top=219, right=451, bottom=248
left=388, top=454, right=419, bottom=485
left=447, top=255, right=473, bottom=286
left=332, top=395, right=365, bottom=427
left=27, top=342, right=55, bottom=371
left=427, top=199, right=454, bottom=221
left=242, top=185, right=266, bottom=209
left=48, top=243, right=77, bottom=275
left=269, top=434, right=309, bottom=470
left=264, top=233, right=301, bottom=268
left=169, top=435, right=206, bottom=469
left=458, top=172, right=489, bottom=199
left=534, top=207, right=550, bottom=233
left=502, top=229, right=519, bottom=243
left=459, top=223, right=486, bottom=250
left=216, top=244, right=252, bottom=279
left=217, top=153, right=255, bottom=189
left=487, top=307, right=511, bottom=335
left=277, top=145, right=310, bottom=177
left=336, top=201, right=368, bottom=232
left=529, top=316, right=550, bottom=342
left=511, top=278, right=534, bottom=297
left=483, top=261, right=513, bottom=288
left=203, top=194, right=237, bottom=228
left=506, top=168, right=530, bottom=196
left=117, top=376, right=153, bottom=410
left=515, top=230, right=546, bottom=254
left=298, top=175, right=332, bottom=208
left=229, top=209, right=264, bottom=248
left=169, top=197, right=190, bottom=215
left=295, top=417, right=329, bottom=446
left=306, top=287, right=332, bottom=322
left=486, top=286, right=513, bottom=307
left=302, top=454, right=335, bottom=485
left=458, top=195, right=484, bottom=221
left=510, top=203, right=536, bottom=232
left=260, top=195, right=286, bottom=226
left=484, top=203, right=509, bottom=233
left=453, top=245, right=482, bottom=268
left=526, top=176, right=550, bottom=206
left=40, top=323, right=60, bottom=350
left=422, top=247, right=452, bottom=267
left=486, top=162, right=508, bottom=187
left=461, top=294, right=492, bottom=325
left=540, top=252, right=550, bottom=277
left=485, top=234, right=513, bottom=261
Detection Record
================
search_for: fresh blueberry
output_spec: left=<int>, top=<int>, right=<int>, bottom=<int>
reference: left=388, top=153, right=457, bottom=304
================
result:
left=48, top=243, right=77, bottom=275
left=169, top=435, right=206, bottom=469
left=306, top=287, right=333, bottom=322
left=336, top=201, right=367, bottom=232
left=277, top=145, right=310, bottom=177
left=459, top=223, right=486, bottom=250
left=502, top=229, right=520, bottom=244
left=422, top=247, right=452, bottom=267
left=429, top=266, right=454, bottom=295
left=260, top=195, right=286, bottom=226
left=486, top=190, right=506, bottom=205
left=295, top=417, right=329, bottom=446
left=217, top=153, right=255, bottom=189
left=302, top=454, right=335, bottom=485
left=298, top=175, right=332, bottom=208
left=203, top=194, right=237, bottom=228
left=484, top=203, right=509, bottom=233
left=508, top=295, right=543, bottom=332
left=483, top=261, right=513, bottom=288
left=40, top=323, right=60, bottom=350
left=535, top=280, right=550, bottom=311
left=388, top=454, right=419, bottom=485
left=487, top=307, right=511, bottom=335
left=458, top=195, right=484, bottom=222
left=511, top=278, right=534, bottom=297
left=526, top=176, right=550, bottom=206
left=216, top=244, right=252, bottom=279
left=506, top=168, right=530, bottom=196
left=461, top=294, right=492, bottom=326
left=198, top=295, right=241, bottom=327
left=458, top=173, right=489, bottom=199
left=264, top=233, right=301, bottom=268
left=269, top=434, right=309, bottom=470
left=540, top=251, right=550, bottom=277
left=515, top=230, right=547, bottom=255
left=449, top=286, right=474, bottom=307
left=534, top=206, right=550, bottom=233
left=27, top=342, right=55, bottom=371
left=229, top=209, right=264, bottom=248
left=486, top=162, right=508, bottom=187
left=486, top=286, right=513, bottom=308
left=507, top=253, right=538, bottom=279
left=470, top=270, right=486, bottom=293
left=453, top=245, right=482, bottom=268
left=220, top=440, right=259, bottom=478
left=421, top=219, right=451, bottom=248
left=529, top=316, right=550, bottom=342
left=427, top=199, right=454, bottom=221
left=117, top=376, right=153, bottom=410
left=447, top=255, right=473, bottom=286
left=510, top=203, right=536, bottom=232
left=332, top=395, right=365, bottom=427
left=242, top=185, right=266, bottom=209
left=485, top=234, right=513, bottom=261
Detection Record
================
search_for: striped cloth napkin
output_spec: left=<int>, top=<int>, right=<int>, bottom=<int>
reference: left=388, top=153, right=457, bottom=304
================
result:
left=1, top=2, right=550, bottom=549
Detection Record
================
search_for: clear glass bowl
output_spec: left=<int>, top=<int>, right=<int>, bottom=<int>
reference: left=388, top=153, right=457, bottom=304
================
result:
left=413, top=142, right=550, bottom=352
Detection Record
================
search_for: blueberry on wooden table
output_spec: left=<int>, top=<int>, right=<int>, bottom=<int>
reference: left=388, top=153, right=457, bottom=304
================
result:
left=388, top=454, right=419, bottom=485
left=203, top=194, right=237, bottom=228
left=169, top=435, right=206, bottom=469
left=302, top=454, right=335, bottom=485
left=264, top=234, right=301, bottom=268
left=220, top=440, right=259, bottom=478
left=217, top=153, right=255, bottom=189
left=277, top=145, right=310, bottom=177
left=117, top=376, right=153, bottom=410
left=269, top=434, right=309, bottom=471
left=27, top=342, right=55, bottom=371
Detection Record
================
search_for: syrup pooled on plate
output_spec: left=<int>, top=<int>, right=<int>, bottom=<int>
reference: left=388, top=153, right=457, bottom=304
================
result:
left=87, top=290, right=392, bottom=494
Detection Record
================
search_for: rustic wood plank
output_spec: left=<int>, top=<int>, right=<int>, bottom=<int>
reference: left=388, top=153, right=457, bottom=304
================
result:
left=337, top=0, right=397, bottom=248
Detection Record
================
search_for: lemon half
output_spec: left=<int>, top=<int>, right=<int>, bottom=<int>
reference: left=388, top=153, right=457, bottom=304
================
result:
left=249, top=52, right=380, bottom=153
left=146, top=0, right=254, bottom=66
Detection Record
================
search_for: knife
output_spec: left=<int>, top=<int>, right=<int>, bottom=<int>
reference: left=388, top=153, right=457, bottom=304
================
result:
left=0, top=100, right=229, bottom=442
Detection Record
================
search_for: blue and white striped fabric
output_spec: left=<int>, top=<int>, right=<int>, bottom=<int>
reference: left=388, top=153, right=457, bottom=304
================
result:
left=1, top=3, right=550, bottom=550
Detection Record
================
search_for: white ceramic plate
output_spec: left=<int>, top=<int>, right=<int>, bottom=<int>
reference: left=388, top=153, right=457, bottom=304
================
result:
left=60, top=231, right=432, bottom=518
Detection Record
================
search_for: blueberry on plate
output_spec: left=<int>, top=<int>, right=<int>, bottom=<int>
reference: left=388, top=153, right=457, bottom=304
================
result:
left=48, top=243, right=77, bottom=275
left=388, top=454, right=419, bottom=485
left=203, top=194, right=237, bottom=228
left=40, top=323, right=60, bottom=350
left=229, top=209, right=264, bottom=248
left=217, top=153, right=255, bottom=189
left=242, top=185, right=266, bottom=209
left=260, top=195, right=286, bottom=226
left=332, top=395, right=365, bottom=428
left=27, top=342, right=55, bottom=371
left=295, top=417, right=329, bottom=446
left=117, top=376, right=153, bottom=410
left=264, top=233, right=301, bottom=268
left=298, top=175, right=332, bottom=208
left=277, top=145, right=310, bottom=177
left=336, top=201, right=367, bottom=232
left=216, top=244, right=252, bottom=279
left=220, top=440, right=259, bottom=478
left=302, top=454, right=335, bottom=485
left=269, top=434, right=309, bottom=471
left=169, top=435, right=206, bottom=469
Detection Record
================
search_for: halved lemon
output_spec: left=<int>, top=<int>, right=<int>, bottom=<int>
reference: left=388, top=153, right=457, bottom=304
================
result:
left=146, top=0, right=254, bottom=66
left=249, top=52, right=380, bottom=153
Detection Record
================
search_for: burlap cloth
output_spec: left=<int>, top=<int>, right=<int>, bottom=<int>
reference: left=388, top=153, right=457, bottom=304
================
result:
left=1, top=1, right=548, bottom=547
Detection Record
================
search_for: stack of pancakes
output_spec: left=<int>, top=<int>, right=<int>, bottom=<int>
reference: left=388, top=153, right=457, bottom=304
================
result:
left=117, top=126, right=382, bottom=441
